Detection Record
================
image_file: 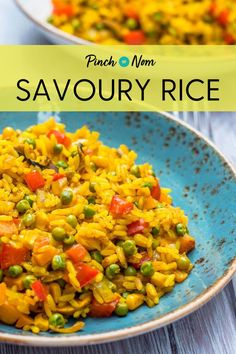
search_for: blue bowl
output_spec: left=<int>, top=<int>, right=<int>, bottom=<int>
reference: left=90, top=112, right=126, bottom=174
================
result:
left=0, top=111, right=235, bottom=346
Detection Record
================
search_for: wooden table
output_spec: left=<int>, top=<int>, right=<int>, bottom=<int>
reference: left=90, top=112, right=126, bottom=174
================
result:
left=0, top=1, right=235, bottom=352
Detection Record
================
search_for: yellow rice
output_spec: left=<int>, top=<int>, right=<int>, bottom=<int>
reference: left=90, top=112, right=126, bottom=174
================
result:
left=0, top=117, right=195, bottom=333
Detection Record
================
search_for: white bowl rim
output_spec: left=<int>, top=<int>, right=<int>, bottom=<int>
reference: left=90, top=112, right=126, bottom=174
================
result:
left=0, top=111, right=235, bottom=346
left=14, top=0, right=92, bottom=45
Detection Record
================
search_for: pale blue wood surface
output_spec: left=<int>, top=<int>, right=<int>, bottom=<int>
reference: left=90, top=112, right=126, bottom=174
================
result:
left=0, top=1, right=235, bottom=353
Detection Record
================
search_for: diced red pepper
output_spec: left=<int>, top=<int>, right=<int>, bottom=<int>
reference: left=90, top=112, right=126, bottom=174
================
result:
left=217, top=9, right=229, bottom=27
left=151, top=180, right=161, bottom=201
left=52, top=173, right=65, bottom=181
left=47, top=130, right=71, bottom=148
left=74, top=262, right=99, bottom=288
left=131, top=252, right=152, bottom=269
left=109, top=196, right=133, bottom=216
left=124, top=30, right=146, bottom=45
left=224, top=33, right=235, bottom=44
left=25, top=171, right=45, bottom=192
left=0, top=244, right=29, bottom=269
left=12, top=218, right=20, bottom=227
left=127, top=219, right=149, bottom=236
left=52, top=0, right=76, bottom=17
left=66, top=244, right=88, bottom=264
left=209, top=1, right=217, bottom=16
left=89, top=297, right=119, bottom=317
left=0, top=220, right=18, bottom=236
left=32, top=280, right=47, bottom=301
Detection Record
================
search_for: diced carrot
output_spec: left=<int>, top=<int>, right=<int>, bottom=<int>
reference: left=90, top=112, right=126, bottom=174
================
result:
left=33, top=246, right=58, bottom=266
left=0, top=302, right=21, bottom=324
left=0, top=283, right=7, bottom=306
left=143, top=196, right=156, bottom=210
left=0, top=220, right=17, bottom=236
left=179, top=235, right=195, bottom=254
left=33, top=236, right=50, bottom=253
left=66, top=244, right=88, bottom=264
left=123, top=6, right=139, bottom=20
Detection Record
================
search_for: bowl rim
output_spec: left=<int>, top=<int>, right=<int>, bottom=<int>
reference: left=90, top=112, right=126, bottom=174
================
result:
left=0, top=110, right=235, bottom=346
left=14, top=0, right=92, bottom=45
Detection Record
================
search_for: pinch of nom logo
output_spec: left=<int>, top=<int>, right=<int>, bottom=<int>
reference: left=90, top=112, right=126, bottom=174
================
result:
left=85, top=54, right=157, bottom=68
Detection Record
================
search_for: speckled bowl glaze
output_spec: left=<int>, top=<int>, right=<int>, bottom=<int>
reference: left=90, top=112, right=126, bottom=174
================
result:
left=0, top=111, right=235, bottom=346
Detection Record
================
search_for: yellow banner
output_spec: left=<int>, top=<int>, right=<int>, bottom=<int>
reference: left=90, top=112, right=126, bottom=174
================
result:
left=1, top=45, right=236, bottom=111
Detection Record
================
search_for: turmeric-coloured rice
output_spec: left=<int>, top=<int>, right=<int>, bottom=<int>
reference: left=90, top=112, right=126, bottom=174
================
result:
left=0, top=118, right=195, bottom=333
left=48, top=0, right=236, bottom=44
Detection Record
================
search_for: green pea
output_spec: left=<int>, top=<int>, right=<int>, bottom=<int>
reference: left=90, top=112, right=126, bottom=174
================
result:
left=176, top=223, right=187, bottom=236
left=153, top=12, right=162, bottom=21
left=53, top=143, right=63, bottom=154
left=56, top=160, right=68, bottom=169
left=23, top=213, right=35, bottom=227
left=49, top=313, right=65, bottom=328
left=105, top=278, right=117, bottom=292
left=24, top=138, right=36, bottom=148
left=126, top=18, right=138, bottom=30
left=48, top=16, right=53, bottom=24
left=115, top=302, right=128, bottom=317
left=140, top=261, right=154, bottom=277
left=177, top=256, right=190, bottom=271
left=16, top=199, right=30, bottom=214
left=116, top=240, right=125, bottom=247
left=137, top=286, right=146, bottom=295
left=152, top=171, right=156, bottom=177
left=142, top=182, right=153, bottom=189
left=91, top=250, right=103, bottom=263
left=130, top=165, right=141, bottom=178
left=66, top=214, right=78, bottom=228
left=105, top=264, right=120, bottom=279
left=89, top=182, right=96, bottom=193
left=151, top=226, right=160, bottom=237
left=52, top=255, right=66, bottom=271
left=71, top=19, right=80, bottom=30
left=57, top=279, right=66, bottom=288
left=23, top=275, right=37, bottom=289
left=60, top=190, right=73, bottom=205
left=122, top=240, right=137, bottom=256
left=156, top=203, right=164, bottom=209
left=63, top=234, right=75, bottom=245
left=0, top=269, right=3, bottom=282
left=87, top=196, right=96, bottom=205
left=24, top=195, right=33, bottom=207
left=152, top=239, right=159, bottom=250
left=122, top=292, right=129, bottom=298
left=91, top=3, right=98, bottom=9
left=84, top=206, right=96, bottom=219
left=90, top=162, right=97, bottom=172
left=8, top=265, right=23, bottom=278
left=124, top=266, right=137, bottom=276
left=96, top=23, right=105, bottom=30
left=52, top=227, right=66, bottom=242
left=71, top=151, right=78, bottom=158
